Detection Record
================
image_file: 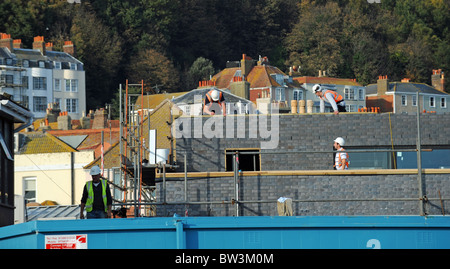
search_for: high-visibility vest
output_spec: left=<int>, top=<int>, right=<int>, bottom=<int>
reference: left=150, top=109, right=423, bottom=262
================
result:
left=334, top=149, right=349, bottom=170
left=85, top=180, right=108, bottom=212
left=324, top=90, right=344, bottom=103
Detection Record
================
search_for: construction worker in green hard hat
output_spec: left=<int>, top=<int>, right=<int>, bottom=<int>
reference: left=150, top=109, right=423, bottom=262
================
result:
left=80, top=165, right=112, bottom=219
left=203, top=89, right=226, bottom=116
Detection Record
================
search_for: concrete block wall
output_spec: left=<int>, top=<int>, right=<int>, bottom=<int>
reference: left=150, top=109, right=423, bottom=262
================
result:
left=163, top=113, right=450, bottom=217
left=175, top=113, right=450, bottom=171
left=155, top=173, right=450, bottom=217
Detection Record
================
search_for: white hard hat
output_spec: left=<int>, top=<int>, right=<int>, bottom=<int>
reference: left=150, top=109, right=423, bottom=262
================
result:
left=313, top=84, right=322, bottom=92
left=334, top=137, right=345, bottom=146
left=90, top=165, right=101, bottom=175
left=210, top=90, right=220, bottom=101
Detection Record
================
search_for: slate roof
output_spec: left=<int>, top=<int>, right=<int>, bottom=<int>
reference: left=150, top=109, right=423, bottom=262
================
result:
left=366, top=82, right=450, bottom=95
left=0, top=47, right=12, bottom=59
left=1, top=47, right=83, bottom=68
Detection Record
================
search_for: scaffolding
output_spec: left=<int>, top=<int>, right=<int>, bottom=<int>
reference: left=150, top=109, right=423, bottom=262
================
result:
left=118, top=79, right=156, bottom=217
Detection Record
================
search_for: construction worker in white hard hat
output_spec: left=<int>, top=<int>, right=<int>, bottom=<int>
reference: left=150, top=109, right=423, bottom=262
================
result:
left=313, top=84, right=346, bottom=115
left=333, top=137, right=349, bottom=170
left=80, top=165, right=112, bottom=219
left=203, top=89, right=226, bottom=116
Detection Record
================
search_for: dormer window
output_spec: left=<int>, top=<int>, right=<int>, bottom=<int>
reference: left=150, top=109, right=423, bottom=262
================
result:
left=38, top=61, right=45, bottom=68
left=23, top=60, right=29, bottom=67
left=54, top=61, right=61, bottom=69
left=70, top=63, right=77, bottom=70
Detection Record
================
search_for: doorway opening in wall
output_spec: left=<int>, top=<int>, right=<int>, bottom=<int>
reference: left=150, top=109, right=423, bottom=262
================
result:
left=225, top=149, right=261, bottom=172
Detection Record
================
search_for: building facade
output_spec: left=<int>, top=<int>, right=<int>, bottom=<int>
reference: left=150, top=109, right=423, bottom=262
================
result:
left=212, top=54, right=305, bottom=113
left=0, top=34, right=85, bottom=120
left=293, top=73, right=366, bottom=113
left=366, top=71, right=449, bottom=114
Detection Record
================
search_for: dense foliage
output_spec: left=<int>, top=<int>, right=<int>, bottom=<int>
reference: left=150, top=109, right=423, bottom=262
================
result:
left=1, top=0, right=449, bottom=112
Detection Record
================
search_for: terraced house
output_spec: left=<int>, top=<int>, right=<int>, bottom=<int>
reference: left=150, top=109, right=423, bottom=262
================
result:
left=366, top=70, right=449, bottom=114
left=0, top=34, right=85, bottom=120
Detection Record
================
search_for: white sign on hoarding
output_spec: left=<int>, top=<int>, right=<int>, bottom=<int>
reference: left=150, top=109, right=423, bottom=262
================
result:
left=45, top=234, right=87, bottom=249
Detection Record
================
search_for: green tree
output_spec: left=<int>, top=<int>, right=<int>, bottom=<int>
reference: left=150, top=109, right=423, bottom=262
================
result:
left=126, top=48, right=180, bottom=93
left=285, top=1, right=344, bottom=77
left=187, top=57, right=215, bottom=89
left=0, top=0, right=48, bottom=45
left=70, top=6, right=123, bottom=110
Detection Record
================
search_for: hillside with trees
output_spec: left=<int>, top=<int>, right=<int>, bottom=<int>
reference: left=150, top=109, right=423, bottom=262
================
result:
left=1, top=0, right=448, bottom=113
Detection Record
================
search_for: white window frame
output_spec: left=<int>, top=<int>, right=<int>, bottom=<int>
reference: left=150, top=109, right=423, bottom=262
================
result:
left=441, top=97, right=447, bottom=108
left=293, top=89, right=304, bottom=101
left=66, top=98, right=78, bottom=113
left=24, top=177, right=37, bottom=204
left=429, top=96, right=435, bottom=107
left=275, top=88, right=285, bottom=101
left=412, top=94, right=417, bottom=106
left=358, top=88, right=365, bottom=100
left=65, top=79, right=78, bottom=92
left=401, top=95, right=407, bottom=106
left=33, top=77, right=47, bottom=90
left=33, top=96, right=47, bottom=112
left=54, top=79, right=61, bottom=92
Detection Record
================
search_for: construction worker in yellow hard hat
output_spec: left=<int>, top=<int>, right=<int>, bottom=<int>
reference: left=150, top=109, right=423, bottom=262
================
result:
left=203, top=89, right=226, bottom=116
left=80, top=165, right=112, bottom=219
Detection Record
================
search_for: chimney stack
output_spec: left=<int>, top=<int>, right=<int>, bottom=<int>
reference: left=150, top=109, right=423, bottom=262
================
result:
left=45, top=42, right=53, bottom=52
left=92, top=108, right=108, bottom=129
left=431, top=69, right=445, bottom=92
left=0, top=33, right=13, bottom=51
left=63, top=41, right=75, bottom=56
left=33, top=36, right=46, bottom=54
left=240, top=54, right=254, bottom=79
left=13, top=39, right=23, bottom=49
left=57, top=111, right=72, bottom=130
left=377, top=75, right=389, bottom=96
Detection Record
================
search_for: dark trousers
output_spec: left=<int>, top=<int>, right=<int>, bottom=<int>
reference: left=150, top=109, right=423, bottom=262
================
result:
left=87, top=210, right=107, bottom=219
left=337, top=105, right=346, bottom=112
